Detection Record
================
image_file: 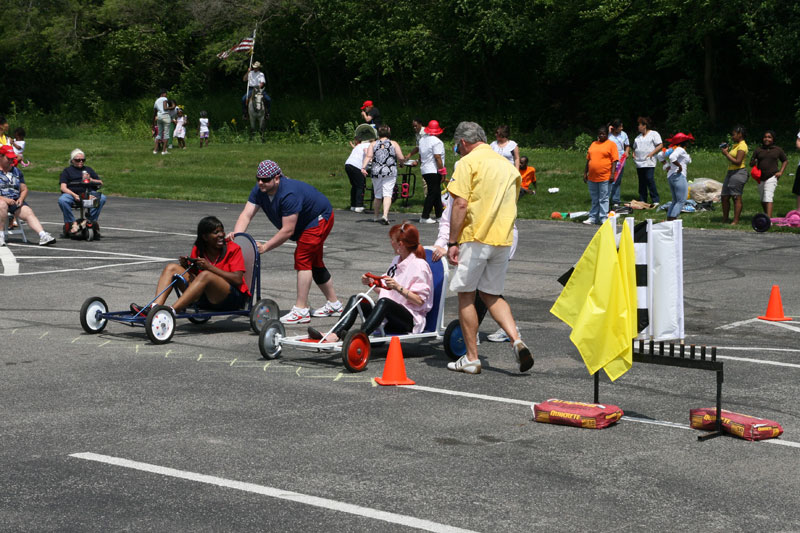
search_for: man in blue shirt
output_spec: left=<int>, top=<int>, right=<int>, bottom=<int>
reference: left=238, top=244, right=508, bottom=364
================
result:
left=232, top=160, right=342, bottom=324
left=0, top=145, right=56, bottom=246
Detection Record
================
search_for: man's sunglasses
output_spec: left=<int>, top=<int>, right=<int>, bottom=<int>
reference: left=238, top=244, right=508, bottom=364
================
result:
left=257, top=176, right=275, bottom=183
left=73, top=158, right=86, bottom=162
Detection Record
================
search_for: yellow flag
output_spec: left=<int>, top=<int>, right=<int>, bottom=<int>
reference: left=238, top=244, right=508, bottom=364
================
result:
left=550, top=220, right=634, bottom=381
left=601, top=221, right=636, bottom=380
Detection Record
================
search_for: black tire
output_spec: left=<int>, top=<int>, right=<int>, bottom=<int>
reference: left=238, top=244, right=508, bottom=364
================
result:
left=187, top=315, right=210, bottom=325
left=145, top=305, right=176, bottom=344
left=443, top=319, right=467, bottom=361
left=80, top=296, right=108, bottom=334
left=341, top=330, right=371, bottom=372
left=752, top=213, right=771, bottom=233
left=258, top=319, right=285, bottom=359
left=80, top=226, right=90, bottom=241
left=250, top=298, right=280, bottom=333
left=86, top=226, right=95, bottom=241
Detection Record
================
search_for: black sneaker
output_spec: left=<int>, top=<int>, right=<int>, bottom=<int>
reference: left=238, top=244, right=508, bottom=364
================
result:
left=130, top=303, right=150, bottom=315
left=307, top=326, right=323, bottom=340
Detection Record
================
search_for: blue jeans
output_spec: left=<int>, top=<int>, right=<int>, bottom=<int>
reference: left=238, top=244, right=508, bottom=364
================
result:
left=58, top=191, right=106, bottom=223
left=587, top=180, right=610, bottom=223
left=241, top=88, right=272, bottom=115
left=609, top=165, right=624, bottom=205
left=667, top=173, right=688, bottom=218
left=637, top=166, right=660, bottom=203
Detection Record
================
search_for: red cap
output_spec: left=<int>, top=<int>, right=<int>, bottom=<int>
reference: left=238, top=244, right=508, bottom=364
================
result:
left=0, top=145, right=18, bottom=164
left=360, top=100, right=374, bottom=110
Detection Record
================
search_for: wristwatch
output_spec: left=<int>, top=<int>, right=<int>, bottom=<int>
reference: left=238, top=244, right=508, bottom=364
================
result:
left=447, top=242, right=458, bottom=248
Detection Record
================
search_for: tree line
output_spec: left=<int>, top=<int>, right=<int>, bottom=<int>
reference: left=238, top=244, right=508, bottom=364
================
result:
left=3, top=0, right=800, bottom=145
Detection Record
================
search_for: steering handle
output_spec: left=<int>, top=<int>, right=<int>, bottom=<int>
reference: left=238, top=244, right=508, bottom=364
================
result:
left=364, top=272, right=388, bottom=289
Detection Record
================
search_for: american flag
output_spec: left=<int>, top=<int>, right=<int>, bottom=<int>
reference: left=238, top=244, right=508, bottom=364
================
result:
left=217, top=37, right=254, bottom=59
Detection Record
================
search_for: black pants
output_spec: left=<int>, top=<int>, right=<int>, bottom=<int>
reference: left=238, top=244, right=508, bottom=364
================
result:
left=475, top=292, right=505, bottom=324
left=421, top=173, right=443, bottom=219
left=345, top=164, right=366, bottom=208
left=333, top=295, right=413, bottom=338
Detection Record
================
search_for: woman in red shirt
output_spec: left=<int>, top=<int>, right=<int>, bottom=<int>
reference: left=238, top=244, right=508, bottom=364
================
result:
left=130, top=216, right=250, bottom=314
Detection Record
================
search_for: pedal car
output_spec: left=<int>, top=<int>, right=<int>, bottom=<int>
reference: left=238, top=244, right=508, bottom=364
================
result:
left=79, top=233, right=279, bottom=344
left=258, top=247, right=465, bottom=372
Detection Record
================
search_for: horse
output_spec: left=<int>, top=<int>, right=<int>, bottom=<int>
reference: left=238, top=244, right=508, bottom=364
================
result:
left=248, top=91, right=268, bottom=135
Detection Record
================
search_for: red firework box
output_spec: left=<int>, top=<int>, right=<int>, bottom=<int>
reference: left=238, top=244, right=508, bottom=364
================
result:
left=690, top=408, right=783, bottom=441
left=533, top=399, right=623, bottom=429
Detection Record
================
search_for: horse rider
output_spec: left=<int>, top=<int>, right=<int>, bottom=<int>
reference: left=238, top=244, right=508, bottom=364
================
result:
left=242, top=61, right=271, bottom=120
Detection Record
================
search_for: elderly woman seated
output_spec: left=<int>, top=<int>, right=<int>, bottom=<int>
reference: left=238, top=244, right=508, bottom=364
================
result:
left=0, top=145, right=56, bottom=246
left=308, top=222, right=433, bottom=341
left=58, top=148, right=107, bottom=237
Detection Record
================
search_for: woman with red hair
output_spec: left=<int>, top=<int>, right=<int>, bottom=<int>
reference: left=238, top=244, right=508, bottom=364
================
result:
left=308, top=222, right=433, bottom=341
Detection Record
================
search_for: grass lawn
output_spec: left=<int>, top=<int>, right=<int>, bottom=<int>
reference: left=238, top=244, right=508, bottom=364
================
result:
left=21, top=137, right=800, bottom=232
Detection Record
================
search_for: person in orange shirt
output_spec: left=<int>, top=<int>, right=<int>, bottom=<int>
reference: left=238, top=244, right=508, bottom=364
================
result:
left=583, top=127, right=619, bottom=224
left=519, top=155, right=536, bottom=195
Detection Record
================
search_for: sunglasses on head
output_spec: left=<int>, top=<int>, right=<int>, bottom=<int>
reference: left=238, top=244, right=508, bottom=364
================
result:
left=257, top=176, right=275, bottom=183
left=74, top=158, right=85, bottom=162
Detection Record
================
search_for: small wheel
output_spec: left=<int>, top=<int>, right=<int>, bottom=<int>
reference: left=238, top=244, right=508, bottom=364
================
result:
left=250, top=298, right=280, bottom=333
left=259, top=319, right=285, bottom=359
left=80, top=296, right=108, bottom=334
left=443, top=319, right=466, bottom=360
left=145, top=305, right=176, bottom=344
left=86, top=227, right=95, bottom=241
left=187, top=315, right=210, bottom=325
left=342, top=330, right=371, bottom=372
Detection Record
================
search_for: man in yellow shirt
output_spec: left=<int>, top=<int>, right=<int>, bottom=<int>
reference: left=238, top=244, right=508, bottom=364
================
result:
left=445, top=121, right=533, bottom=375
left=721, top=125, right=749, bottom=225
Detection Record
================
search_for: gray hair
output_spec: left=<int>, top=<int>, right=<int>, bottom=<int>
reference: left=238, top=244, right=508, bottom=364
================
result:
left=70, top=148, right=85, bottom=162
left=453, top=121, right=487, bottom=144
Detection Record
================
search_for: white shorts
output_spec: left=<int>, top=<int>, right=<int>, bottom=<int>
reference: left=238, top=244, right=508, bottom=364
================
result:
left=449, top=242, right=511, bottom=295
left=372, top=175, right=396, bottom=199
left=759, top=176, right=778, bottom=203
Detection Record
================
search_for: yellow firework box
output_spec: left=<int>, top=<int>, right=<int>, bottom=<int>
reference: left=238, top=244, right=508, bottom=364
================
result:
left=533, top=399, right=623, bottom=429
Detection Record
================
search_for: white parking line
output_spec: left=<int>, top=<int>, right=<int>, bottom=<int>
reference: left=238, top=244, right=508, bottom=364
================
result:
left=16, top=259, right=166, bottom=276
left=0, top=245, right=19, bottom=275
left=69, top=452, right=479, bottom=533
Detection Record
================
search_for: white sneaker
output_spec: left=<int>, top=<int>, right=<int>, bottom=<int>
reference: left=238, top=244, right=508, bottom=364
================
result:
left=447, top=355, right=481, bottom=374
left=312, top=301, right=343, bottom=317
left=280, top=306, right=310, bottom=324
left=354, top=207, right=364, bottom=213
left=420, top=218, right=437, bottom=224
left=582, top=218, right=596, bottom=225
left=0, top=235, right=5, bottom=247
left=38, top=232, right=56, bottom=246
left=512, top=339, right=534, bottom=372
left=153, top=150, right=158, bottom=154
left=161, top=151, right=169, bottom=155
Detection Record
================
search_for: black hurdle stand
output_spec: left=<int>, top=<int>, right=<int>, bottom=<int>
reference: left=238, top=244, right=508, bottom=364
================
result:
left=592, top=340, right=724, bottom=441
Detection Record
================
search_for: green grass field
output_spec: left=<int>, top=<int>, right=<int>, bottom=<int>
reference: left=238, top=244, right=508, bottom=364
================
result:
left=21, top=137, right=800, bottom=231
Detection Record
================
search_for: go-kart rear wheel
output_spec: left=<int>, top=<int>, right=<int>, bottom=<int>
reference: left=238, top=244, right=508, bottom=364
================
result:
left=145, top=305, right=176, bottom=344
left=443, top=319, right=467, bottom=361
left=259, top=319, right=284, bottom=359
left=80, top=296, right=108, bottom=334
left=250, top=298, right=280, bottom=333
left=342, top=330, right=370, bottom=372
left=86, top=226, right=95, bottom=241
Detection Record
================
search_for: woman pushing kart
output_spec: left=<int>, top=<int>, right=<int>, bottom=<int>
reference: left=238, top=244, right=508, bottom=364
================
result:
left=130, top=216, right=251, bottom=315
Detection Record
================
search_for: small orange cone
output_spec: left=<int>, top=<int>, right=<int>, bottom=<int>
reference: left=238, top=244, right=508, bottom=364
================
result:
left=375, top=337, right=415, bottom=386
left=758, top=285, right=792, bottom=322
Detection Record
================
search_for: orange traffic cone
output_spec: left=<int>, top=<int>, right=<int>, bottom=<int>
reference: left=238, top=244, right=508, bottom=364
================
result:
left=758, top=285, right=792, bottom=322
left=375, top=337, right=415, bottom=386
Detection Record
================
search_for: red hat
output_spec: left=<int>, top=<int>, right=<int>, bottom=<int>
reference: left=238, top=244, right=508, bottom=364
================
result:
left=666, top=132, right=695, bottom=145
left=360, top=100, right=374, bottom=110
left=0, top=145, right=18, bottom=165
left=424, top=120, right=444, bottom=136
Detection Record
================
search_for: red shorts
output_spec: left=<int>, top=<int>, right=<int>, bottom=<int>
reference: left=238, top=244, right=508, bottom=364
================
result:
left=294, top=212, right=334, bottom=270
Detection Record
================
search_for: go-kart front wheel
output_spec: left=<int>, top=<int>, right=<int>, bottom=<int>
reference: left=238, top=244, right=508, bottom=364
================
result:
left=341, top=330, right=371, bottom=372
left=145, top=305, right=176, bottom=344
left=259, top=319, right=284, bottom=359
left=443, top=319, right=467, bottom=361
left=250, top=298, right=280, bottom=333
left=80, top=296, right=108, bottom=334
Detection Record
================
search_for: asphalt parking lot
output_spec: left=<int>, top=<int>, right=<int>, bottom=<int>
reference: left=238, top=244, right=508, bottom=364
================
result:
left=3, top=191, right=800, bottom=532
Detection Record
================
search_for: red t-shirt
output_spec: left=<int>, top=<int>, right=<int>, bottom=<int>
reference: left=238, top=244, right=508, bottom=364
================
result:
left=190, top=241, right=250, bottom=295
left=586, top=140, right=619, bottom=182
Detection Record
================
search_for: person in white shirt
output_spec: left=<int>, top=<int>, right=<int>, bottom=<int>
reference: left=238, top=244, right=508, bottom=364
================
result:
left=489, top=124, right=520, bottom=170
left=608, top=118, right=630, bottom=206
left=198, top=111, right=210, bottom=148
left=344, top=128, right=375, bottom=212
left=152, top=89, right=174, bottom=155
left=173, top=108, right=188, bottom=149
left=632, top=116, right=663, bottom=204
left=656, top=132, right=694, bottom=221
left=242, top=61, right=271, bottom=119
left=418, top=120, right=446, bottom=223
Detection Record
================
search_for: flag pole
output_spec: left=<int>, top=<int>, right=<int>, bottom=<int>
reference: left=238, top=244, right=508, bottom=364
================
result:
left=245, top=26, right=257, bottom=95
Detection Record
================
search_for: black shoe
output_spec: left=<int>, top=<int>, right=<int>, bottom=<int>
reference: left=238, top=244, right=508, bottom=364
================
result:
left=130, top=303, right=149, bottom=315
left=307, top=326, right=323, bottom=340
left=92, top=222, right=101, bottom=238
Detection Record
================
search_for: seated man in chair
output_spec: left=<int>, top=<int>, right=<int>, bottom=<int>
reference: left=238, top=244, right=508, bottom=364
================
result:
left=58, top=148, right=107, bottom=237
left=0, top=145, right=56, bottom=246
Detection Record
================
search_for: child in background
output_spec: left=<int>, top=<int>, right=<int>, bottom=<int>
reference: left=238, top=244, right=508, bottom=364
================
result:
left=167, top=99, right=178, bottom=150
left=174, top=108, right=188, bottom=149
left=519, top=155, right=536, bottom=195
left=198, top=111, right=210, bottom=148
left=12, top=127, right=29, bottom=167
